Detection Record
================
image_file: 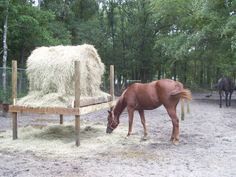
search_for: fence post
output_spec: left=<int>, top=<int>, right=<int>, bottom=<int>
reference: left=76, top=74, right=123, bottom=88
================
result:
left=74, top=61, right=81, bottom=147
left=12, top=60, right=17, bottom=105
left=12, top=60, right=18, bottom=139
left=59, top=114, right=63, bottom=124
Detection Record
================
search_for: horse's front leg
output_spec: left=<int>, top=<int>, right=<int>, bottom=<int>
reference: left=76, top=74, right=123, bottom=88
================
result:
left=219, top=91, right=222, bottom=108
left=127, top=107, right=134, bottom=137
left=138, top=110, right=148, bottom=140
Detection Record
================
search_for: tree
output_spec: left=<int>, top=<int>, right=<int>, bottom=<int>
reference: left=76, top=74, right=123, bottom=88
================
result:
left=0, top=0, right=10, bottom=102
left=6, top=0, right=71, bottom=68
left=152, top=0, right=236, bottom=87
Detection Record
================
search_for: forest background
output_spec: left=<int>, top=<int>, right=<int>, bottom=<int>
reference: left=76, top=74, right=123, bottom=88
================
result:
left=1, top=0, right=236, bottom=101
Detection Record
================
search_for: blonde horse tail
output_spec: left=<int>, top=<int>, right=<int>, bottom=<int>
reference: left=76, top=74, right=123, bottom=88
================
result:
left=171, top=89, right=192, bottom=120
left=179, top=89, right=192, bottom=120
left=179, top=89, right=192, bottom=101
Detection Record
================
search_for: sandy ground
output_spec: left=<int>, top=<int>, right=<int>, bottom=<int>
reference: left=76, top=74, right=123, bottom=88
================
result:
left=0, top=93, right=236, bottom=177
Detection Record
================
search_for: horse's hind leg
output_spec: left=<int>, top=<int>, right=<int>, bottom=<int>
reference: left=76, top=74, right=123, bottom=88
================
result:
left=138, top=110, right=148, bottom=139
left=165, top=107, right=179, bottom=145
left=225, top=91, right=229, bottom=107
left=229, top=92, right=233, bottom=106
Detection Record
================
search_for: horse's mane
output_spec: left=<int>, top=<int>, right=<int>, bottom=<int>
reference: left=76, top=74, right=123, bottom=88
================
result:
left=121, top=81, right=142, bottom=92
left=112, top=93, right=127, bottom=121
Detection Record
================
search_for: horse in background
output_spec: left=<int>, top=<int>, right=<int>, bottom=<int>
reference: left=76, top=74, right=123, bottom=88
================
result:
left=106, top=79, right=192, bottom=145
left=217, top=77, right=234, bottom=108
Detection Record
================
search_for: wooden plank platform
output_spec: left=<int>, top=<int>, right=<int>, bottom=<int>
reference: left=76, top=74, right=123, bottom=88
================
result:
left=8, top=100, right=116, bottom=116
left=9, top=105, right=80, bottom=115
left=80, top=100, right=116, bottom=115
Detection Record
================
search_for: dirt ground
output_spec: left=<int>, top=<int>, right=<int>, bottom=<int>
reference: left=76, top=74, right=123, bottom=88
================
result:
left=0, top=93, right=236, bottom=177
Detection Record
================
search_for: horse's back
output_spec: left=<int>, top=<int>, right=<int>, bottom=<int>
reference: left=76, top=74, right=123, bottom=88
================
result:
left=156, top=79, right=183, bottom=93
left=218, top=77, right=234, bottom=91
left=124, top=79, right=184, bottom=98
left=123, top=79, right=185, bottom=109
left=123, top=81, right=160, bottom=109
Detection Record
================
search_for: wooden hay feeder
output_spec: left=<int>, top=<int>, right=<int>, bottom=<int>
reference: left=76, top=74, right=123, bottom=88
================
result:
left=8, top=60, right=115, bottom=146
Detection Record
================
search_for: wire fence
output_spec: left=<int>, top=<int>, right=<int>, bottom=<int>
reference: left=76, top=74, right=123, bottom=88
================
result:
left=0, top=66, right=117, bottom=104
left=0, top=66, right=138, bottom=104
left=0, top=67, right=29, bottom=103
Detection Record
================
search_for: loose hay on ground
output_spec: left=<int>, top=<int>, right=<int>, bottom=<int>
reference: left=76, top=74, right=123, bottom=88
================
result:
left=0, top=121, right=128, bottom=157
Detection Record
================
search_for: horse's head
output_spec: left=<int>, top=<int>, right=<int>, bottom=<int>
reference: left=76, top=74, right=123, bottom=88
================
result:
left=106, top=107, right=119, bottom=134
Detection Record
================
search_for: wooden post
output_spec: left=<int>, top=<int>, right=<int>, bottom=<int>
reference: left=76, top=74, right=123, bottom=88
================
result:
left=74, top=61, right=81, bottom=146
left=12, top=60, right=18, bottom=139
left=110, top=65, right=115, bottom=101
left=12, top=112, right=17, bottom=139
left=12, top=60, right=17, bottom=105
left=60, top=114, right=63, bottom=124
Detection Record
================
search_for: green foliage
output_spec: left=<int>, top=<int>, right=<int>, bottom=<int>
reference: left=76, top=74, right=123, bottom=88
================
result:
left=2, top=0, right=75, bottom=68
left=153, top=0, right=236, bottom=86
left=0, top=87, right=11, bottom=103
left=1, top=0, right=236, bottom=92
left=71, top=0, right=98, bottom=20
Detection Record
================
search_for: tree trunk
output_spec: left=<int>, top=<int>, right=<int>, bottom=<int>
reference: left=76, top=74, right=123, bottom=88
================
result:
left=173, top=61, right=177, bottom=81
left=38, top=0, right=41, bottom=9
left=107, top=0, right=115, bottom=50
left=184, top=61, right=187, bottom=83
left=200, top=60, right=204, bottom=86
left=2, top=7, right=9, bottom=102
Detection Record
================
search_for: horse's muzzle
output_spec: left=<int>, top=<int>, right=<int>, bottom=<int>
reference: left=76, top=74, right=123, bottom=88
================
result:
left=106, top=127, right=113, bottom=134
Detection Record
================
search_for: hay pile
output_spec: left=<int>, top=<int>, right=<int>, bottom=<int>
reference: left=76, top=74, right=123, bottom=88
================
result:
left=17, top=44, right=110, bottom=107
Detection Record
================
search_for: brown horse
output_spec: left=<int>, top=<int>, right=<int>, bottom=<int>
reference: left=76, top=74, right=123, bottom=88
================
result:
left=106, top=79, right=192, bottom=145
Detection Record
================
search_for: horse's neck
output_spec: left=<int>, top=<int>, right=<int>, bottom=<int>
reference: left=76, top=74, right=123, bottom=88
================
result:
left=113, top=96, right=126, bottom=121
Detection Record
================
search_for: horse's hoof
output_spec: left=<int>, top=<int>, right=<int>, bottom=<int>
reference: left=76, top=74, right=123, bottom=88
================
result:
left=125, top=134, right=130, bottom=139
left=172, top=139, right=179, bottom=145
left=142, top=136, right=148, bottom=141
